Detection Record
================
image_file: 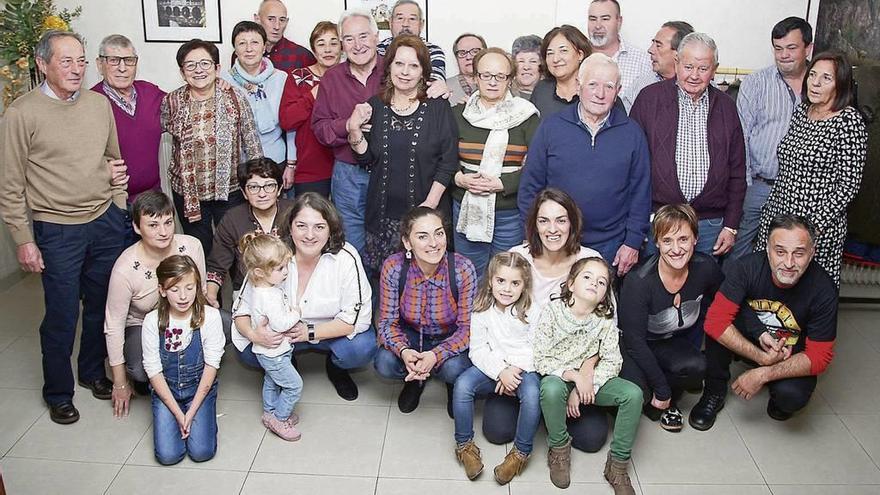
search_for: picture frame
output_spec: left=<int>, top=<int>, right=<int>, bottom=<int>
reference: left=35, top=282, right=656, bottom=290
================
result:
left=141, top=0, right=222, bottom=43
left=343, top=0, right=429, bottom=40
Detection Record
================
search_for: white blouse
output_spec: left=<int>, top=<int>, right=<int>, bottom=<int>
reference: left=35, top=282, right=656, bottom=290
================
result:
left=141, top=306, right=226, bottom=379
left=469, top=305, right=536, bottom=380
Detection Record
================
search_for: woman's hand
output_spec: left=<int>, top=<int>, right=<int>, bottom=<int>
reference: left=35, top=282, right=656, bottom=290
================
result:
left=346, top=102, right=372, bottom=134
left=566, top=388, right=582, bottom=418
left=651, top=394, right=671, bottom=411
left=414, top=351, right=438, bottom=375
left=252, top=317, right=285, bottom=348
left=498, top=366, right=522, bottom=392
left=401, top=349, right=429, bottom=381
left=282, top=164, right=296, bottom=190
left=111, top=382, right=132, bottom=418
left=286, top=321, right=309, bottom=343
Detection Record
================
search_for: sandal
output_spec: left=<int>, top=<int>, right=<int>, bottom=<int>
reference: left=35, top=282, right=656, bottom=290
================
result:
left=660, top=406, right=684, bottom=432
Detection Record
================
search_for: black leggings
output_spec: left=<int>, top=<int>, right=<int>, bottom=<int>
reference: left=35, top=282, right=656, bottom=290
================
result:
left=482, top=393, right=609, bottom=452
left=620, top=335, right=705, bottom=404
left=172, top=189, right=245, bottom=257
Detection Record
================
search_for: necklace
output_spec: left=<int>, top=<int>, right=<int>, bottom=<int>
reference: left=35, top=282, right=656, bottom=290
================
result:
left=390, top=98, right=416, bottom=113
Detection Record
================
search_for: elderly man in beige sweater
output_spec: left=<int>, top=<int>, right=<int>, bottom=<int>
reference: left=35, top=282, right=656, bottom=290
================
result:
left=0, top=30, right=129, bottom=425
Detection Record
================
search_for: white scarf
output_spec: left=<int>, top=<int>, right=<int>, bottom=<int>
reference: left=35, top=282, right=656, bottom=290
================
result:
left=456, top=91, right=538, bottom=242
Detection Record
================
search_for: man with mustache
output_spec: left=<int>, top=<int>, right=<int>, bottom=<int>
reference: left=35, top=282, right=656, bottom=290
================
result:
left=0, top=30, right=128, bottom=424
left=690, top=214, right=837, bottom=430
left=586, top=0, right=651, bottom=111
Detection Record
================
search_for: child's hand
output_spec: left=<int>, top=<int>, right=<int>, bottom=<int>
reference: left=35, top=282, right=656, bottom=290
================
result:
left=572, top=374, right=595, bottom=405
left=566, top=389, right=581, bottom=418
left=498, top=366, right=522, bottom=392
left=181, top=409, right=197, bottom=439
left=175, top=410, right=190, bottom=439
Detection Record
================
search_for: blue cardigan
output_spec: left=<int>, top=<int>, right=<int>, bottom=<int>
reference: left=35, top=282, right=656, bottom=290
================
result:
left=518, top=103, right=652, bottom=253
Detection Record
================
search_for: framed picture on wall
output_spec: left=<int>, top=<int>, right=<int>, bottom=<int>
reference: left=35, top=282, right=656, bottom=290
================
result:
left=343, top=0, right=429, bottom=40
left=141, top=0, right=223, bottom=43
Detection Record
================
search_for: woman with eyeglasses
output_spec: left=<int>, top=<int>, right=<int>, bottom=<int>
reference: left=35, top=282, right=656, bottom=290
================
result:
left=445, top=33, right=488, bottom=105
left=346, top=35, right=459, bottom=285
left=450, top=47, right=540, bottom=276
left=161, top=38, right=264, bottom=257
left=222, top=21, right=292, bottom=166
left=205, top=158, right=293, bottom=309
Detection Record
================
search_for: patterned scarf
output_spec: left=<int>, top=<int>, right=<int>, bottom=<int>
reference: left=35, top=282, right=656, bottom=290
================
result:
left=456, top=91, right=538, bottom=242
left=229, top=58, right=277, bottom=134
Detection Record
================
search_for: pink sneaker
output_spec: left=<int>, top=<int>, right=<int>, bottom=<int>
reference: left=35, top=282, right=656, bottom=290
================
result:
left=262, top=411, right=299, bottom=428
left=266, top=414, right=302, bottom=441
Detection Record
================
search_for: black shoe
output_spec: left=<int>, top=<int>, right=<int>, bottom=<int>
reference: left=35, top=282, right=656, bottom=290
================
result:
left=49, top=401, right=80, bottom=424
left=325, top=356, right=358, bottom=401
left=688, top=392, right=725, bottom=431
left=78, top=377, right=113, bottom=400
left=642, top=402, right=662, bottom=421
left=446, top=383, right=455, bottom=419
left=767, top=399, right=793, bottom=421
left=398, top=381, right=424, bottom=413
left=133, top=380, right=150, bottom=396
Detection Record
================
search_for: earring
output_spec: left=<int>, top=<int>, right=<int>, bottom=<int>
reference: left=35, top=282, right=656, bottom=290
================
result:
left=405, top=250, right=412, bottom=260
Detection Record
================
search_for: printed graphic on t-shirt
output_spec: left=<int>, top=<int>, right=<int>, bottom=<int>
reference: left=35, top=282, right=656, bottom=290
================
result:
left=748, top=298, right=802, bottom=346
left=647, top=294, right=703, bottom=338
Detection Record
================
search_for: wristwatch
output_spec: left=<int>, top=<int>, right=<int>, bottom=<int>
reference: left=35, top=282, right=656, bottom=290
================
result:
left=307, top=322, right=319, bottom=344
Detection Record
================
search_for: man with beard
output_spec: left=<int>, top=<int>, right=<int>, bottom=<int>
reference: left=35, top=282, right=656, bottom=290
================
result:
left=586, top=0, right=651, bottom=110
left=731, top=17, right=813, bottom=260
left=689, top=214, right=837, bottom=430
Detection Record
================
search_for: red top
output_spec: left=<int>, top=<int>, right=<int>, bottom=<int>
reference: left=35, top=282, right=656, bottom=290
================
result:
left=279, top=67, right=334, bottom=183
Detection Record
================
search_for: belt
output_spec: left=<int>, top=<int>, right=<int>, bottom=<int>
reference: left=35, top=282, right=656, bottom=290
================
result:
left=753, top=176, right=776, bottom=186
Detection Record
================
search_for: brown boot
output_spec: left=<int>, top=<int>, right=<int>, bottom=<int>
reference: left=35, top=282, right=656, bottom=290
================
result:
left=547, top=439, right=571, bottom=488
left=604, top=452, right=636, bottom=495
left=455, top=440, right=484, bottom=480
left=493, top=446, right=529, bottom=485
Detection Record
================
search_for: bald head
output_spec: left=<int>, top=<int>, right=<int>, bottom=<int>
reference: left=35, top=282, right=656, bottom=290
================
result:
left=255, top=0, right=288, bottom=46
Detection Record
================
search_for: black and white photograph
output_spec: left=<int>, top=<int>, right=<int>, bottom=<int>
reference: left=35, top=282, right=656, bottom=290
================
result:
left=142, top=0, right=222, bottom=42
left=344, top=0, right=429, bottom=39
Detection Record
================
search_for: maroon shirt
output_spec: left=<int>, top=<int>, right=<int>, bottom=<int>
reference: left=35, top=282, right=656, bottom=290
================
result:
left=311, top=56, right=384, bottom=165
left=279, top=67, right=334, bottom=183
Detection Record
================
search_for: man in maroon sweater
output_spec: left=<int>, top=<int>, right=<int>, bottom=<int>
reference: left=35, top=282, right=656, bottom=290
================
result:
left=689, top=214, right=837, bottom=430
left=630, top=32, right=745, bottom=259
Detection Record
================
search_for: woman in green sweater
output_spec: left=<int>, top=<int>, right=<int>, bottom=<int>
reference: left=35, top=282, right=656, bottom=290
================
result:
left=451, top=47, right=540, bottom=276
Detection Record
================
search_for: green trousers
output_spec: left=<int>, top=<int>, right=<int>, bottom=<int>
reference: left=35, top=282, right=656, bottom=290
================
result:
left=540, top=375, right=643, bottom=460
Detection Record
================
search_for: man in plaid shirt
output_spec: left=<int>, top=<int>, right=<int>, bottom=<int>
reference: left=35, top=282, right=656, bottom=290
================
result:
left=252, top=0, right=316, bottom=74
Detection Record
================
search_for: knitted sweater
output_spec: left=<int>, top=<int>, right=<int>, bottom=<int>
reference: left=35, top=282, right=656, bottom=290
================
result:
left=0, top=89, right=125, bottom=245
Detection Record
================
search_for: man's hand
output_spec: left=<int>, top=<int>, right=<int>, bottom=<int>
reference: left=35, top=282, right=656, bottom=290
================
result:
left=17, top=242, right=44, bottom=273
left=613, top=244, right=639, bottom=276
left=426, top=78, right=451, bottom=99
left=108, top=159, right=129, bottom=187
left=713, top=228, right=736, bottom=256
left=282, top=164, right=296, bottom=190
left=206, top=284, right=221, bottom=309
left=732, top=367, right=767, bottom=400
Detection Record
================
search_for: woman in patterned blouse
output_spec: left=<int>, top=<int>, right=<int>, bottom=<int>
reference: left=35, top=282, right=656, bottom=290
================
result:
left=375, top=207, right=477, bottom=416
left=161, top=39, right=264, bottom=257
left=756, top=50, right=868, bottom=286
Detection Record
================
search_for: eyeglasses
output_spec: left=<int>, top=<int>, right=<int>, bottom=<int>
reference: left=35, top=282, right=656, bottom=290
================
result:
left=245, top=182, right=279, bottom=194
left=57, top=57, right=88, bottom=69
left=182, top=59, right=215, bottom=72
left=455, top=47, right=482, bottom=59
left=477, top=72, right=510, bottom=82
left=100, top=55, right=139, bottom=67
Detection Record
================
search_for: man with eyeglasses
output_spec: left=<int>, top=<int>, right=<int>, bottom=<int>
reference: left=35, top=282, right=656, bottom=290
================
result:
left=519, top=53, right=651, bottom=276
left=92, top=34, right=165, bottom=247
left=446, top=33, right=487, bottom=105
left=0, top=30, right=128, bottom=425
left=630, top=32, right=746, bottom=261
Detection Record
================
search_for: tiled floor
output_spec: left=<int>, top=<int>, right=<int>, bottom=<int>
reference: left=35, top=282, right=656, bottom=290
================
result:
left=1, top=274, right=880, bottom=494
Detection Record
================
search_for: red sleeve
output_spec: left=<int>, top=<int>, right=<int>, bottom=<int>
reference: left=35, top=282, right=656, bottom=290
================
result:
left=804, top=338, right=834, bottom=375
left=704, top=292, right=740, bottom=340
left=279, top=76, right=315, bottom=132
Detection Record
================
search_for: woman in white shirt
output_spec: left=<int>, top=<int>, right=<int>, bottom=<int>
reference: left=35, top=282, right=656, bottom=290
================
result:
left=233, top=192, right=374, bottom=401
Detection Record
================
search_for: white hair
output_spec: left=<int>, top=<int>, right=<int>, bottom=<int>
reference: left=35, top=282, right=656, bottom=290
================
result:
left=338, top=8, right=379, bottom=35
left=577, top=52, right=620, bottom=85
left=677, top=32, right=719, bottom=66
left=98, top=34, right=136, bottom=57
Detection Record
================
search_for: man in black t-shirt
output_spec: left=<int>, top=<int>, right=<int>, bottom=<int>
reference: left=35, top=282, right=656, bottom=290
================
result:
left=689, top=214, right=838, bottom=431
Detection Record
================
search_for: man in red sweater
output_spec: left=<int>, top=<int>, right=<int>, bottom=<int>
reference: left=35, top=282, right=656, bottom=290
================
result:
left=689, top=214, right=837, bottom=430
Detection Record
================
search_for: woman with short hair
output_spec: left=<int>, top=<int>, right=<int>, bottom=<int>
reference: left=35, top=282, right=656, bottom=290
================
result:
left=511, top=35, right=543, bottom=98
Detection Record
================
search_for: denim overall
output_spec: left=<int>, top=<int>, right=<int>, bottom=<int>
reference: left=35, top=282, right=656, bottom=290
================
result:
left=151, top=327, right=219, bottom=465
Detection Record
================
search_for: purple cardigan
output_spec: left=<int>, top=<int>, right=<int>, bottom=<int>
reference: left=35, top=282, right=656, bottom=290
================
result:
left=630, top=79, right=746, bottom=228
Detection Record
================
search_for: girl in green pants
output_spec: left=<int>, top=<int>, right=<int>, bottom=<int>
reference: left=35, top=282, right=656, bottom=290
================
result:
left=533, top=257, right=642, bottom=494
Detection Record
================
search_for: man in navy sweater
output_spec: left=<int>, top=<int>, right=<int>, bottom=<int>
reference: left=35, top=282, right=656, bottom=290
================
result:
left=518, top=53, right=651, bottom=276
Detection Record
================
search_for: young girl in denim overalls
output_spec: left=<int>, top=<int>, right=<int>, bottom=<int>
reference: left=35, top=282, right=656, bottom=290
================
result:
left=141, top=254, right=226, bottom=465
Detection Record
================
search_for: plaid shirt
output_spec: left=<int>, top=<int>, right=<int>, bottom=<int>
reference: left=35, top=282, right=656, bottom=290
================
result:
left=611, top=37, right=653, bottom=100
left=267, top=37, right=316, bottom=75
left=377, top=252, right=477, bottom=366
left=377, top=36, right=446, bottom=80
left=675, top=86, right=711, bottom=202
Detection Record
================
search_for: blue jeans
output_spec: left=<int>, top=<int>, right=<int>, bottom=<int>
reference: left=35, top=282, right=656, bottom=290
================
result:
left=732, top=180, right=771, bottom=260
left=453, top=366, right=541, bottom=454
left=451, top=201, right=524, bottom=277
left=237, top=328, right=378, bottom=370
left=643, top=217, right=725, bottom=259
left=256, top=350, right=303, bottom=420
left=330, top=160, right=369, bottom=252
left=34, top=204, right=126, bottom=405
left=374, top=327, right=472, bottom=385
left=152, top=328, right=218, bottom=465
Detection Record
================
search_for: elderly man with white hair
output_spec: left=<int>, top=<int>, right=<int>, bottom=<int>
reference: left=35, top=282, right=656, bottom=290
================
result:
left=630, top=32, right=746, bottom=260
left=519, top=53, right=651, bottom=277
